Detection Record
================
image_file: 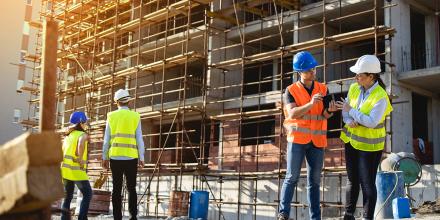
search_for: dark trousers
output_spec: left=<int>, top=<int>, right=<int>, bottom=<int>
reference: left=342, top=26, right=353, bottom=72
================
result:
left=344, top=143, right=382, bottom=220
left=110, top=159, right=138, bottom=220
left=61, top=179, right=93, bottom=220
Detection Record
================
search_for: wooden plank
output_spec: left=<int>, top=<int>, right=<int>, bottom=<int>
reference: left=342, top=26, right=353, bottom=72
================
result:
left=211, top=26, right=395, bottom=69
left=207, top=11, right=239, bottom=25
left=0, top=207, right=50, bottom=220
left=28, top=21, right=42, bottom=29
left=210, top=108, right=281, bottom=121
left=0, top=132, right=63, bottom=215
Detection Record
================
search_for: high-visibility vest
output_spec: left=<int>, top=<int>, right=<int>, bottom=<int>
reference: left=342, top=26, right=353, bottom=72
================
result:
left=61, top=130, right=89, bottom=181
left=283, top=81, right=328, bottom=147
left=108, top=109, right=140, bottom=159
left=340, top=83, right=393, bottom=151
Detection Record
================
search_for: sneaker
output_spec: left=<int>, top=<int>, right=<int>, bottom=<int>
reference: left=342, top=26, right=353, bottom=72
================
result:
left=277, top=213, right=288, bottom=220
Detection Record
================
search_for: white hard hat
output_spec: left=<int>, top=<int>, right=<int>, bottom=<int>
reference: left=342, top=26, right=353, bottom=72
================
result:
left=114, top=89, right=131, bottom=102
left=349, top=55, right=381, bottom=74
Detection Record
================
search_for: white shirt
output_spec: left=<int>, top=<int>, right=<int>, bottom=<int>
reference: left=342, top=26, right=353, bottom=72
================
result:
left=342, top=81, right=387, bottom=128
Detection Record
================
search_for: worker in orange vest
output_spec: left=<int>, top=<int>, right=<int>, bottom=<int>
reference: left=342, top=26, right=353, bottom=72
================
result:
left=278, top=51, right=338, bottom=220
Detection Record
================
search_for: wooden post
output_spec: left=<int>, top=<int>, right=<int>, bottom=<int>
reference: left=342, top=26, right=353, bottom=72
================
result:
left=39, top=18, right=58, bottom=131
left=0, top=132, right=63, bottom=217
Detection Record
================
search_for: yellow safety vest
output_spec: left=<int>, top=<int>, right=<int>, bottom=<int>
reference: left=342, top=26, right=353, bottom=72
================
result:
left=340, top=83, right=393, bottom=151
left=61, top=130, right=89, bottom=181
left=108, top=109, right=140, bottom=159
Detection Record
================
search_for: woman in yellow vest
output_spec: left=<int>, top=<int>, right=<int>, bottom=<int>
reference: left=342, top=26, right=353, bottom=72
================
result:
left=61, top=111, right=93, bottom=220
left=336, top=55, right=392, bottom=220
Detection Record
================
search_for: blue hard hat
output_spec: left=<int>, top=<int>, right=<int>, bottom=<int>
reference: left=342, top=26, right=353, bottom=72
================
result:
left=69, top=111, right=88, bottom=124
left=292, top=51, right=318, bottom=72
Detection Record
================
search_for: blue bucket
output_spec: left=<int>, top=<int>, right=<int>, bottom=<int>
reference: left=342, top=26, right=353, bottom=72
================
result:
left=189, top=191, right=209, bottom=220
left=375, top=171, right=405, bottom=219
left=392, top=197, right=411, bottom=218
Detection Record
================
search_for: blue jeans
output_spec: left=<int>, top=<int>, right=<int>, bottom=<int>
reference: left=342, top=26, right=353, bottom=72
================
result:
left=279, top=142, right=324, bottom=220
left=61, top=179, right=93, bottom=220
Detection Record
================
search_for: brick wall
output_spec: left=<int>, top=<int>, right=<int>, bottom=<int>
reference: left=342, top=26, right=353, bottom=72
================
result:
left=208, top=108, right=346, bottom=172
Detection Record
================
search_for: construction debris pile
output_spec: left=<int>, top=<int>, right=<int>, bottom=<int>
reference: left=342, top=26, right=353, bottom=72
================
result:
left=416, top=198, right=440, bottom=215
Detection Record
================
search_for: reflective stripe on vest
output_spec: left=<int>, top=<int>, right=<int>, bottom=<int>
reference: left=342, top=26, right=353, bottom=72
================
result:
left=283, top=81, right=328, bottom=147
left=288, top=126, right=327, bottom=135
left=342, top=127, right=385, bottom=144
left=61, top=130, right=89, bottom=181
left=112, top=143, right=137, bottom=149
left=369, top=123, right=384, bottom=129
left=108, top=109, right=140, bottom=159
left=340, top=83, right=393, bottom=151
left=300, top=114, right=326, bottom=121
left=111, top=133, right=136, bottom=139
left=64, top=155, right=80, bottom=163
left=62, top=163, right=84, bottom=171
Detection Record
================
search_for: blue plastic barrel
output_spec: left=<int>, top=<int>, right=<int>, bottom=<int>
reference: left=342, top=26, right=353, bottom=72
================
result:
left=375, top=171, right=405, bottom=219
left=392, top=197, right=411, bottom=218
left=189, top=191, right=209, bottom=220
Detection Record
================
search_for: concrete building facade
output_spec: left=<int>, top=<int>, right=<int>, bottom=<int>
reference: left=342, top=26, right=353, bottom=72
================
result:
left=15, top=0, right=440, bottom=219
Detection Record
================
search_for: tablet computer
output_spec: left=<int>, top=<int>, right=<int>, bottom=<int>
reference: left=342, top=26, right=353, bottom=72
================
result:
left=323, top=93, right=335, bottom=107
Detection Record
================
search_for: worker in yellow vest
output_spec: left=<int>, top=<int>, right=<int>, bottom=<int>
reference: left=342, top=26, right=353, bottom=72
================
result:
left=335, top=55, right=393, bottom=220
left=278, top=51, right=338, bottom=220
left=61, top=111, right=92, bottom=220
left=102, top=89, right=144, bottom=220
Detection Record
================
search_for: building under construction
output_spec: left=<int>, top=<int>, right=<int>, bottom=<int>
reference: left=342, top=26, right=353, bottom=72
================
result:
left=14, top=0, right=440, bottom=219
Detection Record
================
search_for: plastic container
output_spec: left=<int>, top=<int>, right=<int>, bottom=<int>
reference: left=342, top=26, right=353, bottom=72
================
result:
left=189, top=191, right=209, bottom=220
left=392, top=197, right=411, bottom=219
left=380, top=153, right=421, bottom=185
left=375, top=171, right=405, bottom=219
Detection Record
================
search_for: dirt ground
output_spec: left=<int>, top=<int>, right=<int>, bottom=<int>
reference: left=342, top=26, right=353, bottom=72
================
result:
left=415, top=198, right=440, bottom=215
left=52, top=199, right=440, bottom=220
left=52, top=214, right=440, bottom=220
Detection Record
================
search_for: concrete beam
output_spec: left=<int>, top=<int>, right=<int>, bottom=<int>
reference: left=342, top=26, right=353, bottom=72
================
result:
left=223, top=91, right=281, bottom=109
left=227, top=0, right=369, bottom=39
left=394, top=81, right=440, bottom=99
left=397, top=66, right=440, bottom=81
left=403, top=0, right=436, bottom=15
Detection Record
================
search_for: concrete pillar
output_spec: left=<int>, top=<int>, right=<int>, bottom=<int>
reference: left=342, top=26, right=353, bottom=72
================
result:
left=39, top=18, right=58, bottom=131
left=272, top=59, right=278, bottom=91
left=425, top=15, right=438, bottom=68
left=384, top=0, right=413, bottom=153
left=384, top=0, right=411, bottom=73
left=218, top=122, right=223, bottom=170
left=432, top=99, right=440, bottom=163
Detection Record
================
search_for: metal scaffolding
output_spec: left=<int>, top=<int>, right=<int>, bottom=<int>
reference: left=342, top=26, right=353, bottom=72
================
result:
left=18, top=0, right=396, bottom=218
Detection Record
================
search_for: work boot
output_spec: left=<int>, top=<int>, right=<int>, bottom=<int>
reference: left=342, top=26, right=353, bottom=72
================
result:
left=277, top=213, right=289, bottom=220
left=343, top=213, right=355, bottom=220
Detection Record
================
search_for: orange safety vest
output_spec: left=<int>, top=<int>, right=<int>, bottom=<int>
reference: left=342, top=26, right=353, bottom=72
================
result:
left=283, top=81, right=328, bottom=147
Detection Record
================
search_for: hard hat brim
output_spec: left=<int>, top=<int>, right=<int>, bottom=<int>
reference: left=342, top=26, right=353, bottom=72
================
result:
left=349, top=65, right=362, bottom=74
left=116, top=96, right=131, bottom=102
left=350, top=65, right=381, bottom=74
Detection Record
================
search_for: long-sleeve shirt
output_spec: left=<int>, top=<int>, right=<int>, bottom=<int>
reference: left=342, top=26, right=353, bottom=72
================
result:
left=342, top=81, right=387, bottom=128
left=102, top=106, right=145, bottom=161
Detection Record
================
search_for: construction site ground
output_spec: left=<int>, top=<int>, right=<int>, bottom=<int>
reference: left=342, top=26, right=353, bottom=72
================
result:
left=51, top=214, right=440, bottom=220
